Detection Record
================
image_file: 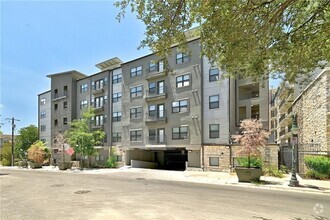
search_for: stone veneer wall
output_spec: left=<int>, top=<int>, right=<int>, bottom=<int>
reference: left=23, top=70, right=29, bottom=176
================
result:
left=292, top=70, right=330, bottom=154
left=203, top=144, right=279, bottom=172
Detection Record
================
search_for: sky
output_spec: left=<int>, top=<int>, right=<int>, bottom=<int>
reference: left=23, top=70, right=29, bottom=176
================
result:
left=0, top=1, right=281, bottom=135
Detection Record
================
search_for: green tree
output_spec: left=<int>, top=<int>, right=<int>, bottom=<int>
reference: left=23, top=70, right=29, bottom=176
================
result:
left=115, top=0, right=329, bottom=83
left=65, top=107, right=105, bottom=167
left=15, top=125, right=38, bottom=159
left=1, top=142, right=12, bottom=166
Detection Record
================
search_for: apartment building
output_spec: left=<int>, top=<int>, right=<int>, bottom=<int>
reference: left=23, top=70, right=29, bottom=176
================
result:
left=38, top=38, right=270, bottom=170
left=38, top=90, right=51, bottom=147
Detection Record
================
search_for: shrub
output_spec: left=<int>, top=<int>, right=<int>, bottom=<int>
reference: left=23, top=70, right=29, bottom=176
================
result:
left=105, top=148, right=118, bottom=168
left=237, top=156, right=263, bottom=168
left=27, top=140, right=48, bottom=164
left=279, top=165, right=290, bottom=174
left=304, top=155, right=330, bottom=180
left=263, top=166, right=285, bottom=178
left=1, top=142, right=12, bottom=166
left=1, top=158, right=11, bottom=166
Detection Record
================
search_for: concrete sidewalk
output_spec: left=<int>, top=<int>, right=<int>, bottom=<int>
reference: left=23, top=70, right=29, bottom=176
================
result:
left=1, top=165, right=329, bottom=194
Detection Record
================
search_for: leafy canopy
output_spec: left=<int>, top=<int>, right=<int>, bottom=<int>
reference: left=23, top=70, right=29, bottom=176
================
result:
left=115, top=0, right=329, bottom=83
left=15, top=125, right=38, bottom=158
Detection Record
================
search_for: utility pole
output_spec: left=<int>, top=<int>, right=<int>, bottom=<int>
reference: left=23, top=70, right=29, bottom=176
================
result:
left=6, top=117, right=20, bottom=166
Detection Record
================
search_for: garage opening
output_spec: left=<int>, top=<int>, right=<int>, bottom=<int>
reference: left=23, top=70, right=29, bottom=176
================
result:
left=164, top=150, right=187, bottom=170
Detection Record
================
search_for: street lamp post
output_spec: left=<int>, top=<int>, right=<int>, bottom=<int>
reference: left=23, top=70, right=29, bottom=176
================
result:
left=289, top=113, right=299, bottom=187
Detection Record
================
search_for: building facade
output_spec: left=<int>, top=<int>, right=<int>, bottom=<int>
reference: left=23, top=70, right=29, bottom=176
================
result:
left=38, top=38, right=270, bottom=170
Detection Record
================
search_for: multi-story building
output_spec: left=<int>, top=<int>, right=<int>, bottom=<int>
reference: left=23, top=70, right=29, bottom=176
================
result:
left=38, top=37, right=270, bottom=170
left=38, top=90, right=52, bottom=147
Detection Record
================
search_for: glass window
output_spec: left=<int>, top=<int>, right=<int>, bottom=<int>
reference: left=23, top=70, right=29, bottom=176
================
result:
left=176, top=53, right=189, bottom=64
left=63, top=101, right=68, bottom=109
left=54, top=119, right=58, bottom=126
left=40, top=98, right=46, bottom=105
left=80, top=83, right=88, bottom=93
left=130, top=130, right=142, bottom=141
left=209, top=157, right=219, bottom=166
left=112, top=92, right=122, bottom=103
left=209, top=68, right=219, bottom=82
left=113, top=132, right=122, bottom=142
left=94, top=115, right=104, bottom=126
left=80, top=100, right=88, bottom=109
left=209, top=124, right=219, bottom=138
left=93, top=79, right=104, bottom=90
left=130, top=107, right=142, bottom=119
left=112, top=73, right=122, bottom=84
left=148, top=105, right=156, bottom=116
left=112, top=112, right=122, bottom=122
left=149, top=61, right=157, bottom=72
left=93, top=96, right=104, bottom=108
left=54, top=104, right=58, bottom=111
left=176, top=74, right=190, bottom=88
left=172, top=127, right=188, bottom=140
left=63, top=117, right=68, bottom=125
left=172, top=100, right=188, bottom=113
left=130, top=66, right=142, bottom=77
left=40, top=111, right=46, bottom=119
left=149, top=82, right=156, bottom=94
left=130, top=86, right=143, bottom=97
left=41, top=125, right=46, bottom=132
left=209, top=95, right=219, bottom=109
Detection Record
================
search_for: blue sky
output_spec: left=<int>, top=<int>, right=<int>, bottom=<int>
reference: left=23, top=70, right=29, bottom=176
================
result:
left=1, top=1, right=281, bottom=134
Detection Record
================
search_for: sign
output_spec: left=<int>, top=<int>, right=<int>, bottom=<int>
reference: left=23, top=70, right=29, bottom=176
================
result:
left=66, top=147, right=75, bottom=156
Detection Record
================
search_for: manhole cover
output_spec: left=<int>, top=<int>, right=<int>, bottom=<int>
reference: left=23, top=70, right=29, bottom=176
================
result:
left=74, top=190, right=91, bottom=194
left=50, top=184, right=64, bottom=187
left=136, top=178, right=146, bottom=180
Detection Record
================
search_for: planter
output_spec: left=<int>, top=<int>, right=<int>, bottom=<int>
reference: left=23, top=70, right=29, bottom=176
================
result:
left=29, top=162, right=43, bottom=169
left=59, top=162, right=72, bottom=170
left=235, top=167, right=262, bottom=182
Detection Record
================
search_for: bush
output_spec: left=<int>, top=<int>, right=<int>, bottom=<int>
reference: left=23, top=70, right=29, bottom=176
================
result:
left=105, top=148, right=118, bottom=168
left=263, top=166, right=285, bottom=178
left=1, top=158, right=11, bottom=166
left=1, top=142, right=12, bottom=166
left=27, top=141, right=48, bottom=164
left=237, top=156, right=263, bottom=168
left=304, top=155, right=330, bottom=180
left=279, top=165, right=290, bottom=174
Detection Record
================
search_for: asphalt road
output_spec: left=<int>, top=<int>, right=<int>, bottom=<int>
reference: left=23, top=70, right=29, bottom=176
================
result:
left=1, top=169, right=329, bottom=220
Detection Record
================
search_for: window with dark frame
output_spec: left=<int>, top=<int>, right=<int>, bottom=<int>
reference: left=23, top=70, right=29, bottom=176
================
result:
left=130, top=66, right=142, bottom=77
left=149, top=129, right=156, bottom=141
left=209, top=95, right=219, bottom=109
left=40, top=98, right=46, bottom=105
left=93, top=96, right=104, bottom=108
left=63, top=117, right=68, bottom=125
left=54, top=104, right=58, bottom=110
left=209, top=157, right=219, bottom=166
left=54, top=119, right=58, bottom=126
left=130, top=86, right=143, bottom=97
left=172, top=127, right=188, bottom=140
left=93, top=79, right=104, bottom=90
left=209, top=68, right=219, bottom=82
left=41, top=125, right=46, bottom=132
left=209, top=124, right=220, bottom=138
left=112, top=112, right=122, bottom=122
left=176, top=74, right=190, bottom=88
left=80, top=100, right=88, bottom=109
left=80, top=83, right=88, bottom=93
left=94, top=115, right=104, bottom=126
left=176, top=53, right=189, bottom=64
left=112, top=92, right=122, bottom=103
left=63, top=101, right=68, bottom=109
left=130, top=107, right=142, bottom=119
left=148, top=105, right=156, bottom=116
left=149, top=82, right=156, bottom=94
left=112, top=73, right=122, bottom=84
left=113, top=132, right=122, bottom=142
left=40, top=111, right=46, bottom=119
left=130, top=130, right=142, bottom=141
left=172, top=100, right=188, bottom=113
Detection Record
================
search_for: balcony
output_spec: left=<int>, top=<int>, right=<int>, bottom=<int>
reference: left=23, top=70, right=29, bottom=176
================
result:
left=91, top=124, right=104, bottom=130
left=146, top=135, right=167, bottom=145
left=93, top=105, right=104, bottom=112
left=52, top=92, right=68, bottom=101
left=145, top=111, right=167, bottom=124
left=278, top=91, right=294, bottom=114
left=145, top=87, right=167, bottom=102
left=145, top=65, right=166, bottom=80
left=92, top=87, right=104, bottom=95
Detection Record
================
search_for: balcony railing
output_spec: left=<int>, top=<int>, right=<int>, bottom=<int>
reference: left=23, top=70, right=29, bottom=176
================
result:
left=279, top=114, right=285, bottom=123
left=93, top=105, right=104, bottom=112
left=145, top=64, right=166, bottom=80
left=52, top=92, right=68, bottom=101
left=91, top=124, right=104, bottom=130
left=145, top=110, right=167, bottom=123
left=146, top=135, right=167, bottom=145
left=92, top=87, right=104, bottom=94
left=145, top=87, right=167, bottom=101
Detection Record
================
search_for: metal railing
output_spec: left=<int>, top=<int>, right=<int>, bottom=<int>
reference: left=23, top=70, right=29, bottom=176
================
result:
left=145, top=110, right=167, bottom=122
left=52, top=92, right=68, bottom=100
left=146, top=86, right=167, bottom=98
left=146, top=135, right=167, bottom=144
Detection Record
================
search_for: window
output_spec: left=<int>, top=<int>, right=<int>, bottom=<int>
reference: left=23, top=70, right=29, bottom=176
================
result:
left=92, top=79, right=104, bottom=90
left=172, top=127, right=188, bottom=140
left=148, top=105, right=156, bottom=116
left=130, top=66, right=142, bottom=77
left=176, top=53, right=189, bottom=64
left=176, top=74, right=190, bottom=88
left=95, top=115, right=104, bottom=126
left=92, top=96, right=104, bottom=108
left=149, top=61, right=157, bottom=72
left=130, top=107, right=142, bottom=119
left=63, top=101, right=68, bottom=109
left=80, top=83, right=88, bottom=93
left=130, top=86, right=143, bottom=97
left=54, top=119, right=58, bottom=126
left=41, top=125, right=46, bottom=132
left=209, top=157, right=219, bottom=166
left=40, top=111, right=46, bottom=119
left=130, top=130, right=142, bottom=141
left=112, top=92, right=122, bottom=103
left=40, top=98, right=46, bottom=105
left=63, top=118, right=68, bottom=125
left=80, top=100, right=88, bottom=109
left=209, top=95, right=219, bottom=109
left=113, top=132, right=122, bottom=142
left=172, top=100, right=188, bottom=113
left=112, top=73, right=122, bottom=84
left=54, top=104, right=58, bottom=110
left=209, top=124, right=219, bottom=138
left=149, top=82, right=156, bottom=94
left=149, top=60, right=164, bottom=72
left=209, top=68, right=219, bottom=82
left=112, top=112, right=122, bottom=122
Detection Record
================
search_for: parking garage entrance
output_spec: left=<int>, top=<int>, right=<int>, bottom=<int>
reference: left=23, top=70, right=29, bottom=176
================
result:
left=164, top=150, right=188, bottom=170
